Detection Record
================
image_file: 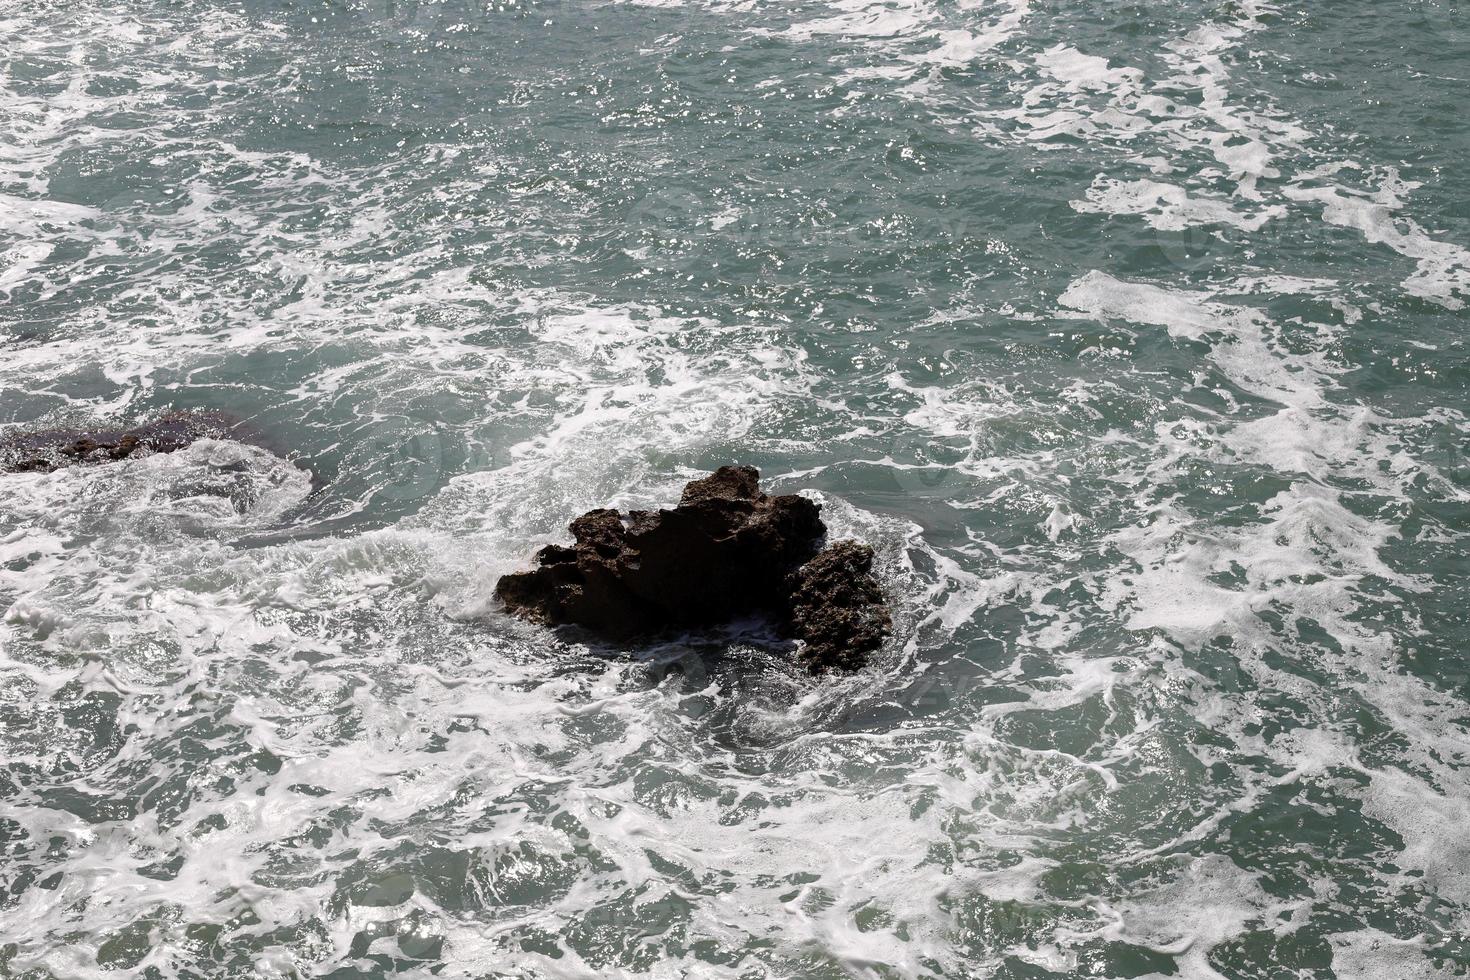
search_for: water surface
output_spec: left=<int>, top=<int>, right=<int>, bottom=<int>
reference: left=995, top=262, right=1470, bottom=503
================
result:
left=2, top=1, right=1469, bottom=976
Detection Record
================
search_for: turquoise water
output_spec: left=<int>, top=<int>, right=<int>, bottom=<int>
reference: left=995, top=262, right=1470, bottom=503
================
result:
left=2, top=0, right=1469, bottom=976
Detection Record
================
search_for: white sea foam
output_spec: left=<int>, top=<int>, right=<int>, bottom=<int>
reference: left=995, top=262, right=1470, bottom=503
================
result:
left=773, top=0, right=1032, bottom=93
left=1073, top=176, right=1286, bottom=232
left=2, top=0, right=1467, bottom=976
left=1286, top=176, right=1470, bottom=310
left=1329, top=929, right=1461, bottom=980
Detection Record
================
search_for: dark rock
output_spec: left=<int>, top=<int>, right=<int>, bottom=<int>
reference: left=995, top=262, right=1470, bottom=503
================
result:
left=1, top=410, right=244, bottom=474
left=495, top=465, right=891, bottom=671
left=786, top=540, right=892, bottom=672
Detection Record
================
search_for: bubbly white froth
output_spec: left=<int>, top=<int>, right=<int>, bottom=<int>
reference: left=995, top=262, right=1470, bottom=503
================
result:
left=1, top=0, right=1467, bottom=976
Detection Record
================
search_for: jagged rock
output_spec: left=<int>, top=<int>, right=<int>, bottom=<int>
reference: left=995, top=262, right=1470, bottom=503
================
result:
left=0, top=410, right=243, bottom=474
left=495, top=465, right=891, bottom=671
left=786, top=540, right=892, bottom=672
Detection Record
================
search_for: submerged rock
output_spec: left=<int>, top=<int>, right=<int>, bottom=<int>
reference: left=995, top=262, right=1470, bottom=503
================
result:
left=0, top=410, right=244, bottom=474
left=495, top=465, right=891, bottom=671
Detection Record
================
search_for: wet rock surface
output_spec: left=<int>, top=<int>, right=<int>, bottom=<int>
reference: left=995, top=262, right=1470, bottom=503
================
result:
left=0, top=410, right=246, bottom=474
left=786, top=540, right=892, bottom=672
left=495, top=465, right=891, bottom=671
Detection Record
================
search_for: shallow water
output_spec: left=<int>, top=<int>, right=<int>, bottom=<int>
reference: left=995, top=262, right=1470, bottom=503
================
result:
left=2, top=1, right=1469, bottom=977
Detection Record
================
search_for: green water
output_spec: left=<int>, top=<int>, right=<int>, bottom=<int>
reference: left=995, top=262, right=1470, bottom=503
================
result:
left=1, top=1, right=1468, bottom=977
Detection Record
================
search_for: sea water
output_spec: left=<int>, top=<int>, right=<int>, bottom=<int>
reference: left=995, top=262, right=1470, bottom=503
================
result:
left=1, top=1, right=1468, bottom=976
